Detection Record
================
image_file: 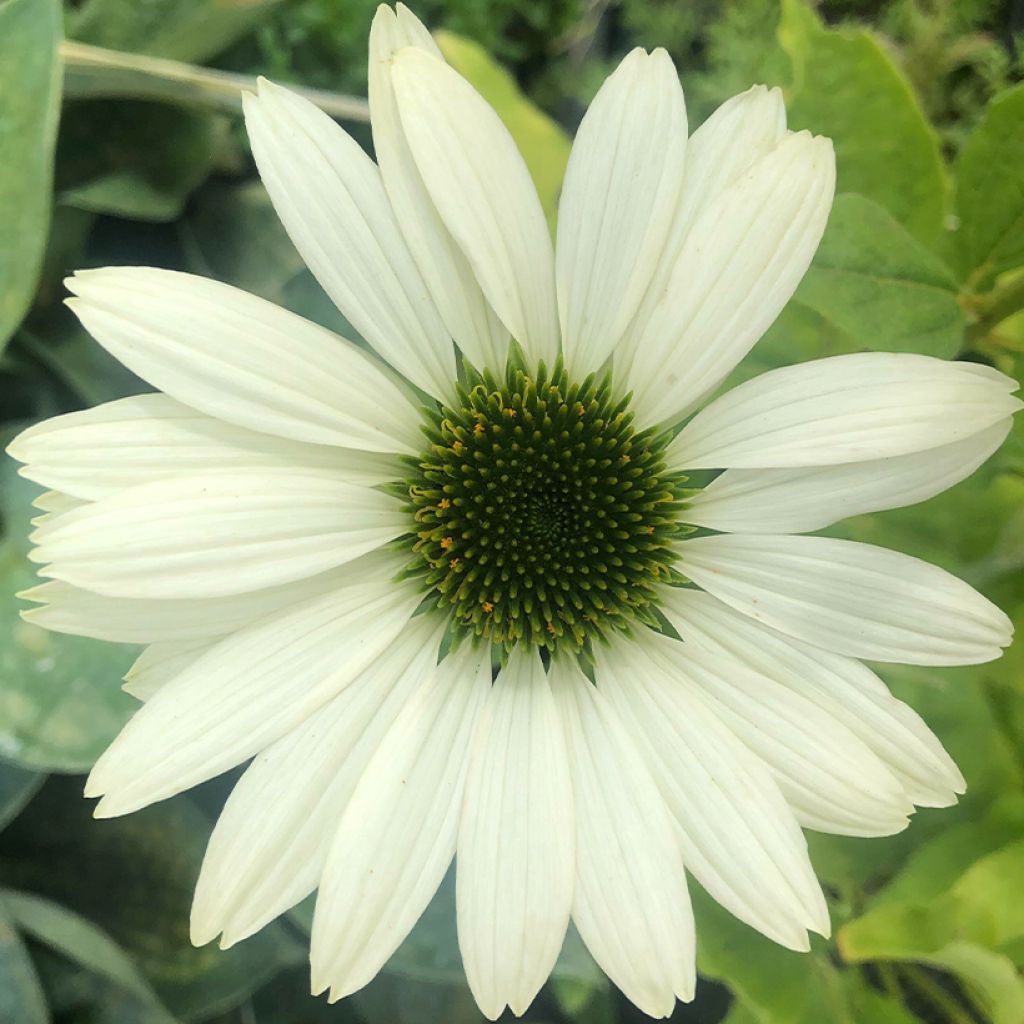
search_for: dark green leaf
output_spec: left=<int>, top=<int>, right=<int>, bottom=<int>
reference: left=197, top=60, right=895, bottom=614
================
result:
left=0, top=0, right=62, bottom=352
left=0, top=762, right=42, bottom=831
left=795, top=193, right=965, bottom=358
left=71, top=0, right=285, bottom=65
left=0, top=778, right=303, bottom=1020
left=954, top=83, right=1024, bottom=292
left=777, top=0, right=947, bottom=250
left=0, top=898, right=48, bottom=1024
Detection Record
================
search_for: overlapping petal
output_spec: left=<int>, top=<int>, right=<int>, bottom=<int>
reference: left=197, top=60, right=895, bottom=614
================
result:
left=243, top=79, right=457, bottom=399
left=65, top=267, right=421, bottom=453
left=390, top=47, right=559, bottom=364
left=676, top=534, right=1013, bottom=665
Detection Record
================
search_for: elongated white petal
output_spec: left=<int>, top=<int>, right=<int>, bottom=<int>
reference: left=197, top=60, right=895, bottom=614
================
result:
left=66, top=267, right=421, bottom=453
left=391, top=47, right=559, bottom=365
left=122, top=639, right=211, bottom=701
left=658, top=634, right=913, bottom=836
left=369, top=5, right=509, bottom=372
left=669, top=354, right=1021, bottom=470
left=457, top=650, right=574, bottom=1019
left=31, top=491, right=85, bottom=514
left=550, top=659, right=695, bottom=1016
left=624, top=130, right=834, bottom=426
left=556, top=48, right=687, bottom=377
left=30, top=470, right=406, bottom=599
left=600, top=634, right=828, bottom=950
left=17, top=550, right=388, bottom=643
left=310, top=641, right=491, bottom=1000
left=8, top=394, right=402, bottom=500
left=191, top=614, right=444, bottom=947
left=244, top=80, right=456, bottom=399
left=685, top=420, right=1011, bottom=533
left=661, top=588, right=964, bottom=807
left=677, top=534, right=1012, bottom=665
left=86, top=569, right=421, bottom=816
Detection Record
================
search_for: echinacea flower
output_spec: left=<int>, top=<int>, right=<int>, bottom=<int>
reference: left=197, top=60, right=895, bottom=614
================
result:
left=8, top=3, right=1020, bottom=1018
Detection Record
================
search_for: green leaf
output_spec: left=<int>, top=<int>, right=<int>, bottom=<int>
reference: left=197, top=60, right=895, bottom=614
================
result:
left=1, top=888, right=174, bottom=1020
left=794, top=193, right=965, bottom=357
left=954, top=83, right=1024, bottom=292
left=434, top=30, right=571, bottom=230
left=57, top=100, right=220, bottom=223
left=0, top=778, right=304, bottom=1020
left=0, top=0, right=62, bottom=353
left=777, top=0, right=947, bottom=250
left=0, top=899, right=48, bottom=1024
left=71, top=0, right=285, bottom=65
left=0, top=762, right=42, bottom=832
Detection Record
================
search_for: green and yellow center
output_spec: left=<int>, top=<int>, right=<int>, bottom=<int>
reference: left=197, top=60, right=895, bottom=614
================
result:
left=403, top=360, right=689, bottom=654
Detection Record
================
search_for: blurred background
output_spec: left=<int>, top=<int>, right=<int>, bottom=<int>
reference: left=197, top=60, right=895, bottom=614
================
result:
left=2, top=0, right=1024, bottom=1022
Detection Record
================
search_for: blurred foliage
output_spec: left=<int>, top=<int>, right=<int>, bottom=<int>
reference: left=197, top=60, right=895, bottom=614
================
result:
left=2, top=0, right=1024, bottom=1022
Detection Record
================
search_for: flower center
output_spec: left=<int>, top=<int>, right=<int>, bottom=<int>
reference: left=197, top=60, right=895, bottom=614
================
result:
left=403, top=360, right=689, bottom=653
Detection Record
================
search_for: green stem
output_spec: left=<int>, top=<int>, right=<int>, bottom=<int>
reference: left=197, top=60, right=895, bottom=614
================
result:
left=966, top=273, right=1024, bottom=343
left=899, top=964, right=977, bottom=1024
left=59, top=40, right=370, bottom=122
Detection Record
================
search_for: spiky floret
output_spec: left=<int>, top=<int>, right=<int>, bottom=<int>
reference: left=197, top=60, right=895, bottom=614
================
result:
left=402, top=358, right=690, bottom=653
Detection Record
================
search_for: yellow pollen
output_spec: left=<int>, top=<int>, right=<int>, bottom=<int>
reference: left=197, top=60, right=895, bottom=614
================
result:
left=438, top=498, right=451, bottom=510
left=482, top=601, right=494, bottom=613
left=440, top=537, right=453, bottom=549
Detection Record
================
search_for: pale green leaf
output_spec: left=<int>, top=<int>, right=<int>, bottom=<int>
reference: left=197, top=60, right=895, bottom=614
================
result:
left=954, top=83, right=1024, bottom=291
left=0, top=763, right=42, bottom=832
left=778, top=0, right=947, bottom=250
left=0, top=0, right=62, bottom=353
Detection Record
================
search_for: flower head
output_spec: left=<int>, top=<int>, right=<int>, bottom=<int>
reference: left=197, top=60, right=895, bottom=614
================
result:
left=7, top=3, right=1020, bottom=1019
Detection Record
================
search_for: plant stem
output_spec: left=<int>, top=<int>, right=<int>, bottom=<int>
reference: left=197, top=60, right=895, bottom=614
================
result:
left=59, top=40, right=370, bottom=122
left=966, top=273, right=1024, bottom=343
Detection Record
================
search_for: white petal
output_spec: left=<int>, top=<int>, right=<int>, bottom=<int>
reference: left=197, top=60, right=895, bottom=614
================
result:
left=457, top=649, right=574, bottom=1019
left=191, top=613, right=445, bottom=947
left=550, top=658, right=695, bottom=1016
left=676, top=534, right=1013, bottom=665
left=17, top=551, right=385, bottom=643
left=651, top=630, right=913, bottom=837
left=624, top=130, right=834, bottom=426
left=369, top=5, right=509, bottom=372
left=8, top=393, right=402, bottom=500
left=66, top=267, right=421, bottom=454
left=669, top=354, right=1022, bottom=470
left=556, top=48, right=687, bottom=377
left=391, top=47, right=559, bottom=365
left=85, top=567, right=421, bottom=816
left=600, top=633, right=829, bottom=950
left=661, top=588, right=964, bottom=807
left=122, top=640, right=211, bottom=701
left=685, top=419, right=1012, bottom=533
left=31, top=491, right=85, bottom=514
left=30, top=469, right=407, bottom=599
left=310, top=640, right=491, bottom=1000
left=243, top=80, right=456, bottom=399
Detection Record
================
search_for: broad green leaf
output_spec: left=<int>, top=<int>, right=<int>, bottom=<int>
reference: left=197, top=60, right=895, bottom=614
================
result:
left=0, top=0, right=62, bottom=353
left=1, top=888, right=174, bottom=1019
left=434, top=29, right=571, bottom=229
left=0, top=778, right=304, bottom=1020
left=954, top=83, right=1024, bottom=291
left=57, top=100, right=220, bottom=223
left=694, top=888, right=852, bottom=1024
left=0, top=762, right=42, bottom=831
left=0, top=899, right=48, bottom=1024
left=71, top=0, right=285, bottom=64
left=794, top=194, right=965, bottom=357
left=778, top=0, right=947, bottom=250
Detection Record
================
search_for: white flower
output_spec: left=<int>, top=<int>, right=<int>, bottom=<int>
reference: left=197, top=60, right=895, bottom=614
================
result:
left=7, top=3, right=1020, bottom=1018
